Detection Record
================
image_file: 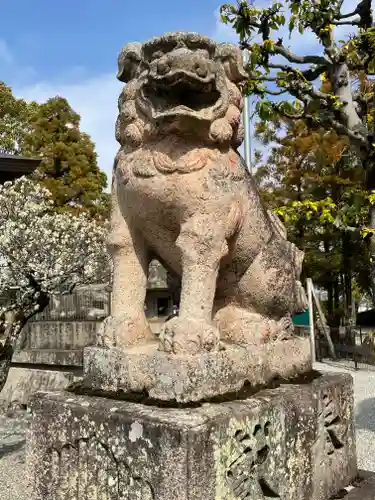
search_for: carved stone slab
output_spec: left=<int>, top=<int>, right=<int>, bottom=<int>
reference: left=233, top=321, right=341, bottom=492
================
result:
left=27, top=373, right=357, bottom=500
left=312, top=374, right=357, bottom=500
left=83, top=337, right=311, bottom=402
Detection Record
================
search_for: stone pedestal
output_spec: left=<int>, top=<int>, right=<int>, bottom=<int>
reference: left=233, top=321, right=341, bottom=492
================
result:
left=83, top=337, right=311, bottom=403
left=28, top=373, right=358, bottom=500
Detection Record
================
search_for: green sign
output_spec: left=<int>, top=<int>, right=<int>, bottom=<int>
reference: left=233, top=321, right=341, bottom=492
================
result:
left=292, top=310, right=309, bottom=326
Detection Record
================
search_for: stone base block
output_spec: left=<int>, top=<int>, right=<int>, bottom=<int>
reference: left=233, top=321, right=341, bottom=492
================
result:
left=0, top=367, right=79, bottom=410
left=28, top=373, right=357, bottom=500
left=83, top=337, right=311, bottom=402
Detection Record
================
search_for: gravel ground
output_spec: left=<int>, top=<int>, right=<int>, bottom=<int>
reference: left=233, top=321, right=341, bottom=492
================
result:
left=0, top=409, right=31, bottom=500
left=0, top=363, right=374, bottom=498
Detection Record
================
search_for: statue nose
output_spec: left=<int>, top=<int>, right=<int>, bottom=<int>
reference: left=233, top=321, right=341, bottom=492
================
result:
left=156, top=53, right=209, bottom=78
left=157, top=59, right=171, bottom=75
left=194, top=61, right=208, bottom=78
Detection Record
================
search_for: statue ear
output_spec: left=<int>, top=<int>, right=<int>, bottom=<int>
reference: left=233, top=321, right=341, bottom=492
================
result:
left=117, top=42, right=143, bottom=83
left=215, top=43, right=248, bottom=83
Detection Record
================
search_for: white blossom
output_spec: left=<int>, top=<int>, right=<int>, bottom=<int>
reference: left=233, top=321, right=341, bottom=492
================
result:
left=0, top=176, right=111, bottom=324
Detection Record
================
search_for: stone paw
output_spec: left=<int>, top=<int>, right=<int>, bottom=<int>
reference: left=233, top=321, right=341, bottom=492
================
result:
left=97, top=314, right=154, bottom=348
left=159, top=317, right=221, bottom=355
left=271, top=314, right=294, bottom=341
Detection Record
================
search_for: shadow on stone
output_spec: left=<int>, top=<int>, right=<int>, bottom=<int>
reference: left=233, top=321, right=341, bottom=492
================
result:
left=0, top=439, right=25, bottom=459
left=68, top=369, right=323, bottom=409
left=355, top=397, right=375, bottom=431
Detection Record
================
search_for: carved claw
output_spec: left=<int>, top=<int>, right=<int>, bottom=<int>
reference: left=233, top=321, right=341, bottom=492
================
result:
left=268, top=314, right=295, bottom=342
left=159, top=317, right=221, bottom=355
left=97, top=314, right=154, bottom=348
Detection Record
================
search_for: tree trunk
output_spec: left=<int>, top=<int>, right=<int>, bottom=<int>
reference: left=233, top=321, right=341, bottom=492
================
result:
left=0, top=311, right=26, bottom=394
left=0, top=344, right=14, bottom=395
left=364, top=154, right=375, bottom=306
left=342, top=233, right=352, bottom=319
left=0, top=292, right=50, bottom=394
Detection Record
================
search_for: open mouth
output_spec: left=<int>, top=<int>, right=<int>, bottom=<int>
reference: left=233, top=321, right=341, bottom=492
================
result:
left=141, top=74, right=221, bottom=116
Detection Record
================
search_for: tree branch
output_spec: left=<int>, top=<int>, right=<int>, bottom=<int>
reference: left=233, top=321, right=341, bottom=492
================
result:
left=272, top=102, right=368, bottom=148
left=339, top=11, right=359, bottom=19
left=323, top=118, right=367, bottom=145
left=303, top=66, right=329, bottom=82
left=338, top=0, right=373, bottom=29
left=333, top=19, right=360, bottom=26
left=304, top=87, right=335, bottom=103
left=267, top=63, right=329, bottom=82
left=251, top=74, right=279, bottom=82
left=273, top=45, right=330, bottom=66
left=265, top=89, right=289, bottom=96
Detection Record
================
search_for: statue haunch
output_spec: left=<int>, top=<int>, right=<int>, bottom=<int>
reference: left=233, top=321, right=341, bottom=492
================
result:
left=103, top=32, right=307, bottom=355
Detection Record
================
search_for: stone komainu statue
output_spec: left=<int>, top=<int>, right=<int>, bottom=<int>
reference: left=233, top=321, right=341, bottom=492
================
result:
left=103, top=32, right=307, bottom=355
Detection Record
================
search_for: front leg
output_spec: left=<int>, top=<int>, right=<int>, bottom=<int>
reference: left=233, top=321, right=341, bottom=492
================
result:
left=99, top=178, right=154, bottom=348
left=159, top=215, right=229, bottom=354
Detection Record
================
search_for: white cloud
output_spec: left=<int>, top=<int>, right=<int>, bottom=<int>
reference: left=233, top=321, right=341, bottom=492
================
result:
left=14, top=74, right=123, bottom=185
left=0, top=40, right=13, bottom=65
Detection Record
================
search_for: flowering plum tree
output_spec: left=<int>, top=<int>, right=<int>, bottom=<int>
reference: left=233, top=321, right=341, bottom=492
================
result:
left=0, top=177, right=110, bottom=392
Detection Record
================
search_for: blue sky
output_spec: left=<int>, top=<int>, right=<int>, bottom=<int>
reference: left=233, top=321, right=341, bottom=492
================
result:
left=1, top=0, right=228, bottom=84
left=1, top=0, right=237, bottom=183
left=1, top=0, right=355, bottom=184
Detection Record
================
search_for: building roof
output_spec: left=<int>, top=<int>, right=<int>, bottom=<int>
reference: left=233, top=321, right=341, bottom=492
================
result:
left=0, top=154, right=41, bottom=183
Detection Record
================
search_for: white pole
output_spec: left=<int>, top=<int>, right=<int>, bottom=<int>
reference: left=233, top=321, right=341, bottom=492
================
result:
left=242, top=50, right=252, bottom=175
left=306, top=278, right=316, bottom=363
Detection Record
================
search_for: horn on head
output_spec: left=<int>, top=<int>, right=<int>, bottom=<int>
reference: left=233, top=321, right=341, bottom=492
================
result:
left=117, top=42, right=143, bottom=83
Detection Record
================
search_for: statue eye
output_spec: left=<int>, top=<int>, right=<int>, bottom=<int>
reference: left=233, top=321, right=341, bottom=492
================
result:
left=152, top=50, right=164, bottom=60
left=196, top=49, right=209, bottom=59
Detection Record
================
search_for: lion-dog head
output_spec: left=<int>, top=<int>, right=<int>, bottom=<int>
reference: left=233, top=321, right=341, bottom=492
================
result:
left=116, top=32, right=248, bottom=153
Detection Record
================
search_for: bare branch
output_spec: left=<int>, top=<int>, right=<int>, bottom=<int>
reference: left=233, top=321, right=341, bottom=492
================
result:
left=338, top=0, right=373, bottom=29
left=333, top=19, right=360, bottom=26
left=272, top=102, right=368, bottom=148
left=267, top=63, right=328, bottom=82
left=304, top=87, right=334, bottom=102
left=264, top=89, right=289, bottom=96
left=303, top=66, right=329, bottom=82
left=251, top=73, right=279, bottom=82
left=323, top=118, right=367, bottom=145
left=267, top=63, right=291, bottom=71
left=339, top=11, right=359, bottom=19
left=240, top=40, right=330, bottom=68
left=273, top=45, right=330, bottom=66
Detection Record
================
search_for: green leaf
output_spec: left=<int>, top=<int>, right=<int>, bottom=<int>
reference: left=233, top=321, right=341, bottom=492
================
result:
left=290, top=3, right=299, bottom=14
left=257, top=100, right=272, bottom=121
left=289, top=15, right=296, bottom=33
